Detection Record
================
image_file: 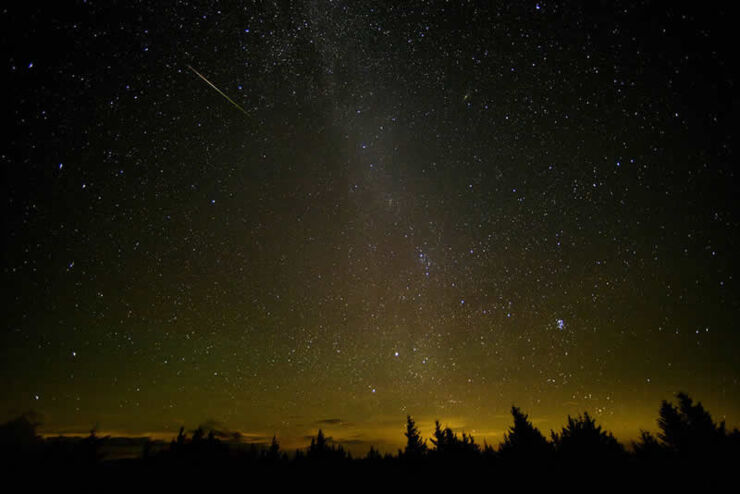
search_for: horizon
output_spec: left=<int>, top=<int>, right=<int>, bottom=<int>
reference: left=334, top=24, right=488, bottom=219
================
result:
left=22, top=390, right=740, bottom=456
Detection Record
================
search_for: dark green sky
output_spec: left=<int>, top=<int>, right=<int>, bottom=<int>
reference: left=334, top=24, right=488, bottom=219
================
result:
left=2, top=1, right=738, bottom=453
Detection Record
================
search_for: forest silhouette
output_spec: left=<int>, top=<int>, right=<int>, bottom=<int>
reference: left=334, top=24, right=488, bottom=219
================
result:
left=1, top=392, right=738, bottom=491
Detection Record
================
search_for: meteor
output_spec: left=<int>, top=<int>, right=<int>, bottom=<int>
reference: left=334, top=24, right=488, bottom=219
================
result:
left=187, top=65, right=249, bottom=116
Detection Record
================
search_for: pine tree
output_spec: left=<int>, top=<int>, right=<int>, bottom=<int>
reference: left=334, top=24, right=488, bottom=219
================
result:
left=266, top=435, right=280, bottom=461
left=430, top=420, right=480, bottom=458
left=632, top=430, right=665, bottom=460
left=499, top=406, right=552, bottom=461
left=430, top=420, right=446, bottom=452
left=403, top=415, right=427, bottom=457
left=308, top=429, right=339, bottom=460
left=657, top=392, right=726, bottom=457
left=366, top=445, right=382, bottom=461
left=552, top=412, right=623, bottom=461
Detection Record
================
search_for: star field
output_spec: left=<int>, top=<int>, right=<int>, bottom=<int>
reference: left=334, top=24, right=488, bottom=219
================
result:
left=2, top=1, right=738, bottom=451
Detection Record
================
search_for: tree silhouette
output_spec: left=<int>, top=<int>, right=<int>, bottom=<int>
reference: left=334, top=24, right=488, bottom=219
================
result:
left=309, top=428, right=327, bottom=454
left=0, top=412, right=41, bottom=453
left=552, top=412, right=623, bottom=462
left=499, top=406, right=552, bottom=462
left=430, top=420, right=448, bottom=453
left=175, top=426, right=186, bottom=445
left=265, top=434, right=281, bottom=461
left=2, top=391, right=738, bottom=487
left=632, top=430, right=666, bottom=461
left=657, top=392, right=727, bottom=458
left=0, top=412, right=42, bottom=467
left=482, top=440, right=496, bottom=460
left=430, top=420, right=480, bottom=459
left=78, top=427, right=106, bottom=466
left=169, top=425, right=187, bottom=459
left=307, top=429, right=346, bottom=461
left=191, top=426, right=205, bottom=444
left=366, top=445, right=382, bottom=462
left=402, top=415, right=427, bottom=458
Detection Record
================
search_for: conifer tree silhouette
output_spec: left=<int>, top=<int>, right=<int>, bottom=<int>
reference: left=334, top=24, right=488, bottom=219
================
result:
left=657, top=392, right=726, bottom=458
left=632, top=430, right=665, bottom=461
left=176, top=426, right=186, bottom=446
left=366, top=445, right=382, bottom=462
left=551, top=412, right=623, bottom=461
left=192, top=426, right=205, bottom=444
left=0, top=412, right=42, bottom=467
left=499, top=406, right=552, bottom=462
left=308, top=429, right=345, bottom=460
left=403, top=415, right=427, bottom=458
left=310, top=429, right=327, bottom=452
left=430, top=420, right=479, bottom=459
left=264, top=435, right=281, bottom=461
left=0, top=412, right=41, bottom=454
left=430, top=420, right=447, bottom=453
left=76, top=427, right=106, bottom=466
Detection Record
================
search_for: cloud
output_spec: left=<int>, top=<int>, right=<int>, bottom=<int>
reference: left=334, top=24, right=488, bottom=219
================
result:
left=193, top=419, right=273, bottom=444
left=195, top=419, right=242, bottom=440
left=237, top=433, right=273, bottom=445
left=315, top=418, right=344, bottom=425
left=303, top=434, right=334, bottom=441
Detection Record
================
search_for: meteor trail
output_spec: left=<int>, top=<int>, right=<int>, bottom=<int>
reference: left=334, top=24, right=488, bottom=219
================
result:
left=187, top=65, right=248, bottom=116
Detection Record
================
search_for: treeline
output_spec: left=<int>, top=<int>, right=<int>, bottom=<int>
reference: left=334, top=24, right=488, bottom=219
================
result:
left=1, top=392, right=739, bottom=491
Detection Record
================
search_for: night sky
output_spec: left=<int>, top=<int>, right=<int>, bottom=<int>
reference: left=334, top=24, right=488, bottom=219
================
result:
left=2, top=1, right=738, bottom=453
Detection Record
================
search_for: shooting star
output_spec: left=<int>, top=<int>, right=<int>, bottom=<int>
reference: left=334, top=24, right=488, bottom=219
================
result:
left=187, top=65, right=248, bottom=116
